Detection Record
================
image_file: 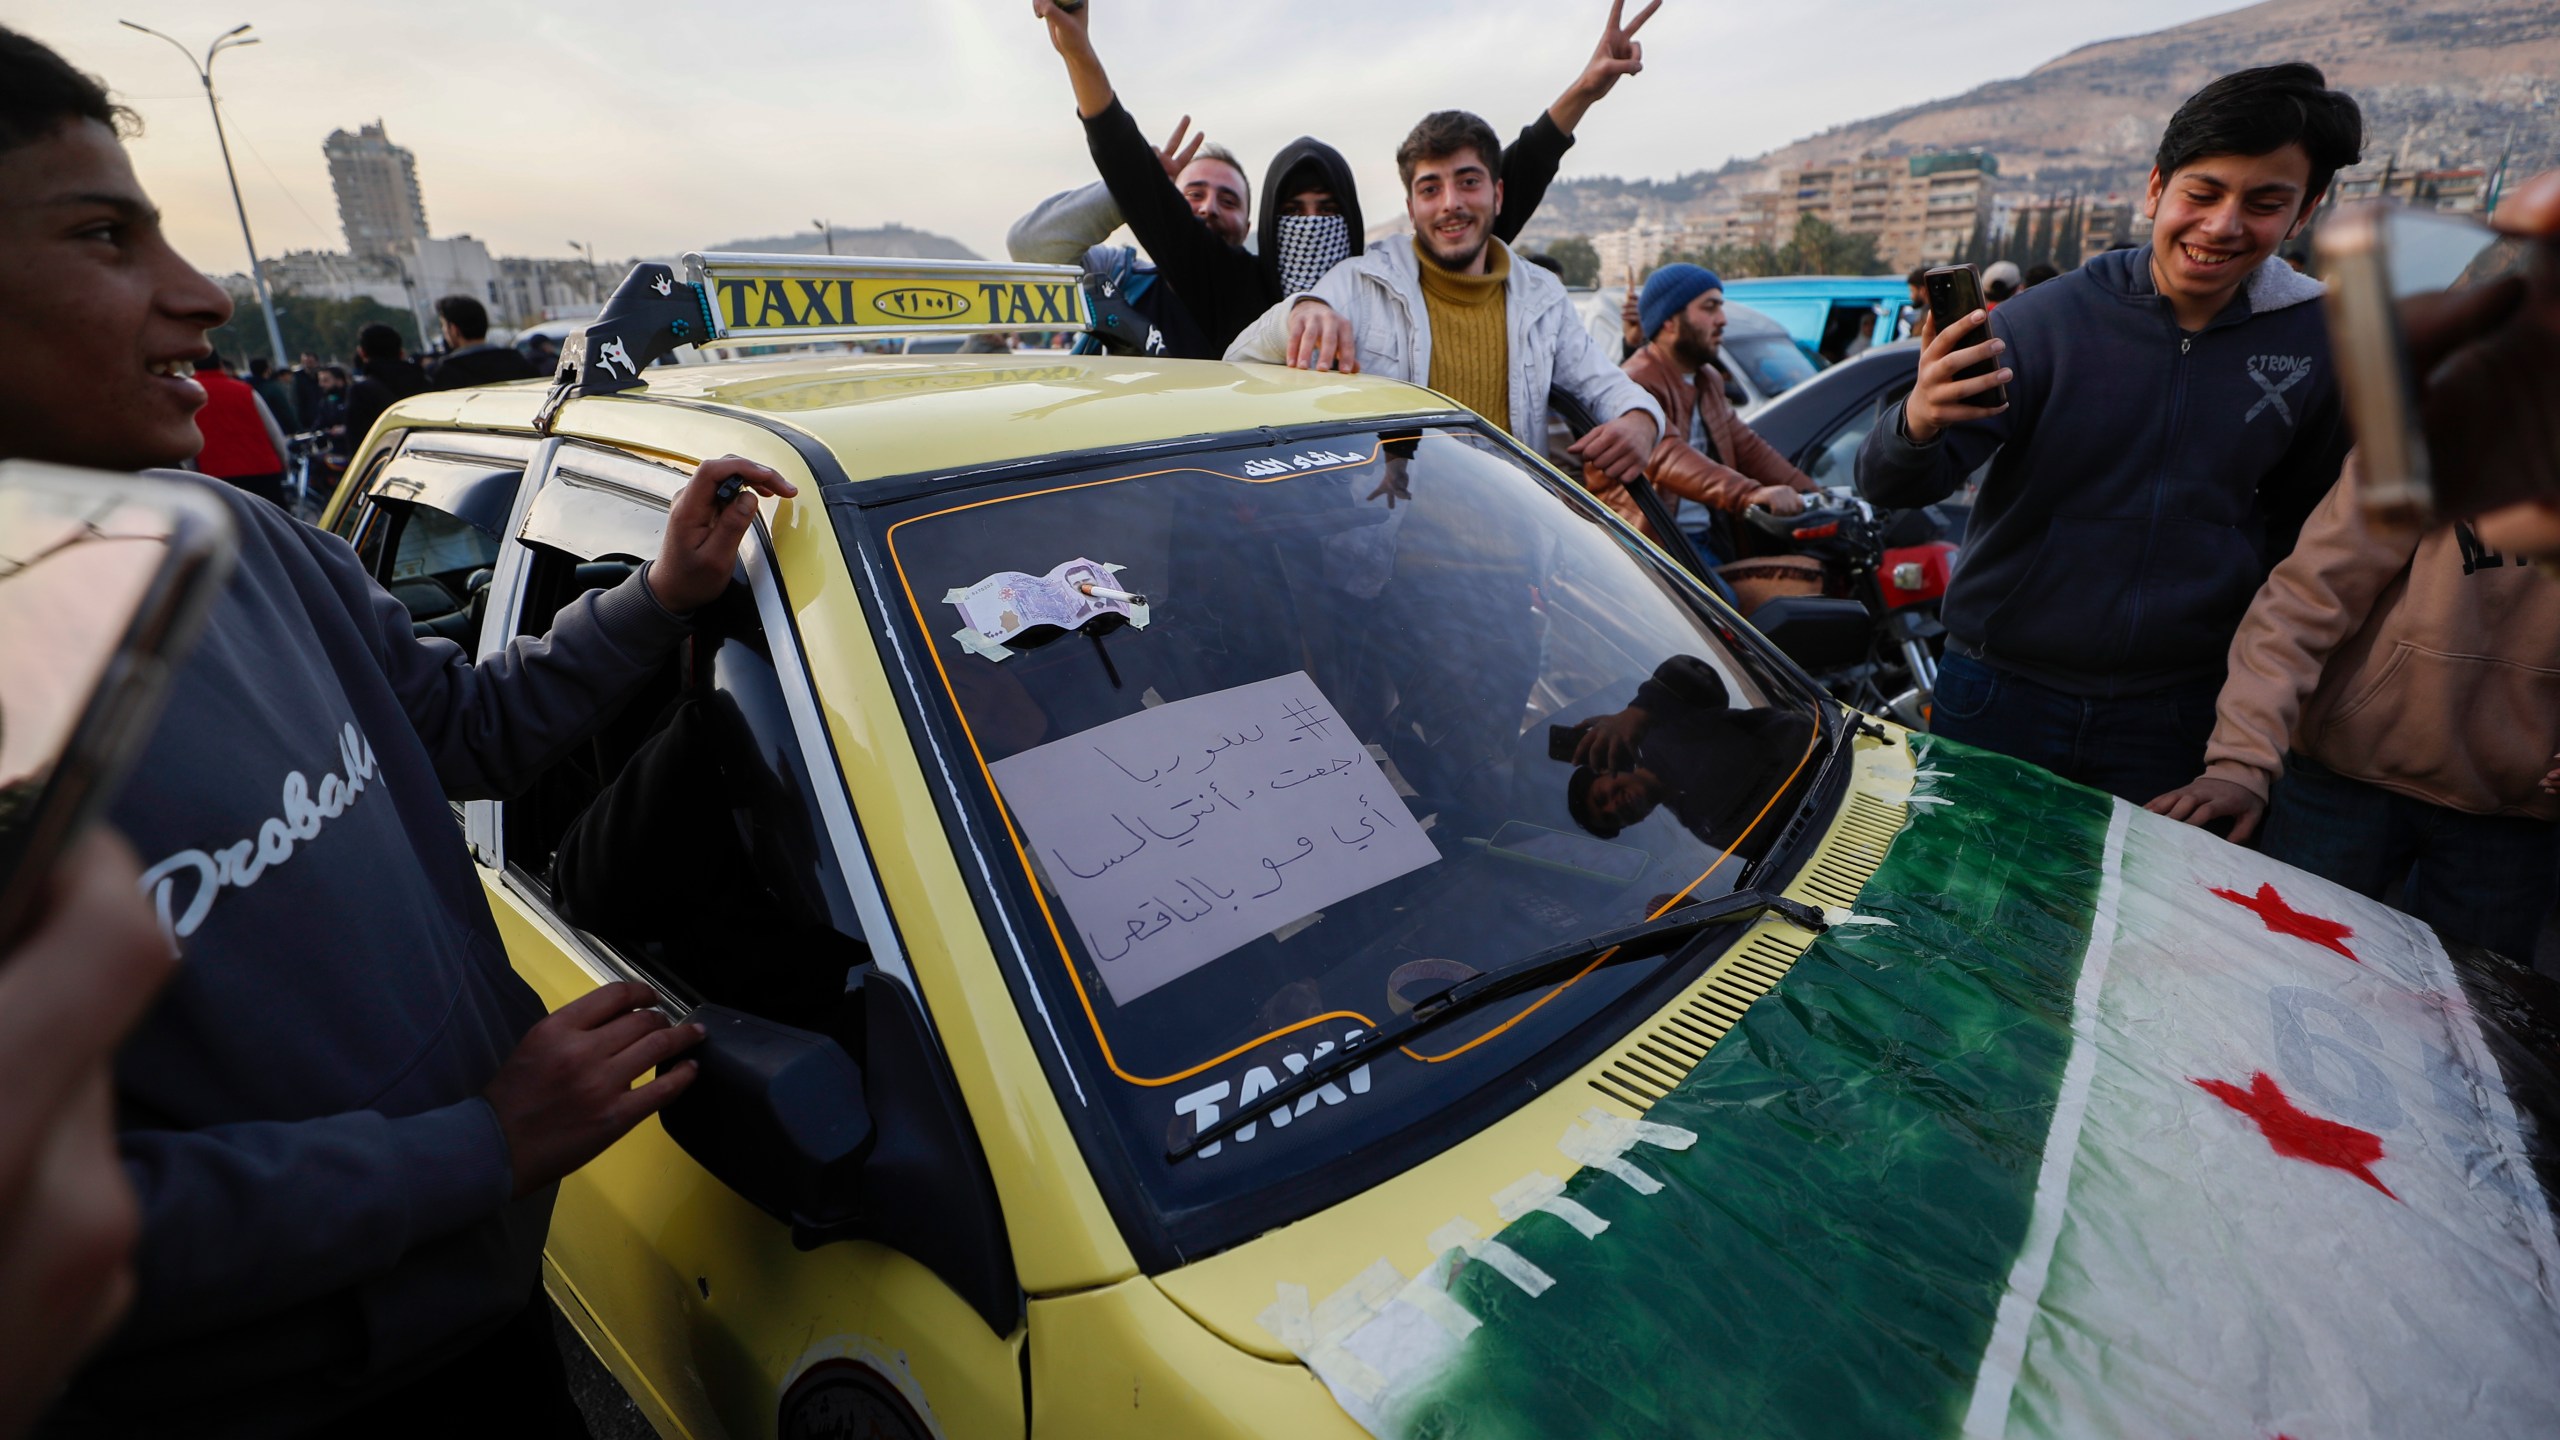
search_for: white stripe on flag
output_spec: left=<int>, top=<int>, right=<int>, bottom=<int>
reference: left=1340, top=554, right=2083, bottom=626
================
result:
left=1959, top=801, right=2131, bottom=1440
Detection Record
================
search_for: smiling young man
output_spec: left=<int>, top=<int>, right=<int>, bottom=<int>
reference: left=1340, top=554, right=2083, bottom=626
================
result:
left=1224, top=110, right=1662, bottom=490
left=1856, top=64, right=2362, bottom=803
left=0, top=28, right=795, bottom=1436
left=1020, top=0, right=1659, bottom=358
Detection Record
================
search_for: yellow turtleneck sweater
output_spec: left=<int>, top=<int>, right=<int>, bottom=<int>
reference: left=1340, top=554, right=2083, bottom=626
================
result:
left=1416, top=237, right=1511, bottom=432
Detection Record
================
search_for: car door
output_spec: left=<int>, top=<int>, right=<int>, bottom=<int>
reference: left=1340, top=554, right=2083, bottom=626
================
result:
left=469, top=439, right=1026, bottom=1440
left=332, top=432, right=537, bottom=656
left=1793, top=368, right=1914, bottom=489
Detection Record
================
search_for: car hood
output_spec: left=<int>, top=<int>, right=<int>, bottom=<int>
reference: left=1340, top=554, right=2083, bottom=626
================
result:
left=1163, top=737, right=2560, bottom=1439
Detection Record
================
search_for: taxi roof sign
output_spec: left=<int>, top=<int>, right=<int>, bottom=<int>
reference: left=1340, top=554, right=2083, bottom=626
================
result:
left=534, top=251, right=1095, bottom=432
left=687, top=252, right=1095, bottom=345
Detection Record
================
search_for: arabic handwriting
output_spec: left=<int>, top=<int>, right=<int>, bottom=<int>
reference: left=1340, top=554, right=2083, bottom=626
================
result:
left=1270, top=755, right=1361, bottom=790
left=1250, top=836, right=1317, bottom=899
left=1054, top=819, right=1146, bottom=880
left=1096, top=745, right=1162, bottom=786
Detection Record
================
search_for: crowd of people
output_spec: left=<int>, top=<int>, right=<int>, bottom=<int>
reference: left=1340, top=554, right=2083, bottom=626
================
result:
left=173, top=294, right=541, bottom=515
left=2, top=4, right=2558, bottom=1436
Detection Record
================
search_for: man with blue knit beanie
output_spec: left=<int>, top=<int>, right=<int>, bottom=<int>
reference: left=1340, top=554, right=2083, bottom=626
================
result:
left=1582, top=262, right=1816, bottom=542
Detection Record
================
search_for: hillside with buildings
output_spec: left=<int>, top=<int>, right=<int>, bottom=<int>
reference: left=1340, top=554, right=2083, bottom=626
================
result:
left=1523, top=0, right=2560, bottom=276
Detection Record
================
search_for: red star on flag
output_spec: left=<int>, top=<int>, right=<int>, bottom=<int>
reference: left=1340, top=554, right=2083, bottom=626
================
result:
left=2209, top=882, right=2357, bottom=962
left=2193, top=1071, right=2397, bottom=1200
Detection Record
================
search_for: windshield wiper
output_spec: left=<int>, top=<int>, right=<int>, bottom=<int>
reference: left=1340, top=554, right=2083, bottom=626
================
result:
left=1166, top=886, right=1826, bottom=1162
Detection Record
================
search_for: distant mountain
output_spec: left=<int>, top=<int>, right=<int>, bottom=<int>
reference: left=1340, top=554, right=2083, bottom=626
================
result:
left=1524, top=0, right=2560, bottom=242
left=703, top=222, right=979, bottom=261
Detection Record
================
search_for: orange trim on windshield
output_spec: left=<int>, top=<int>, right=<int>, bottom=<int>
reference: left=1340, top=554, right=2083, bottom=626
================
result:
left=880, top=439, right=1813, bottom=1088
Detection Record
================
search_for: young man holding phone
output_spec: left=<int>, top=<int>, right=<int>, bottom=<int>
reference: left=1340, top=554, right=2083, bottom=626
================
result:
left=0, top=29, right=793, bottom=1434
left=1857, top=64, right=2362, bottom=802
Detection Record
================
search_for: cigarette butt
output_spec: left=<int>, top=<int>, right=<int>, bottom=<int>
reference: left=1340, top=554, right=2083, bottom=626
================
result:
left=1080, top=583, right=1149, bottom=605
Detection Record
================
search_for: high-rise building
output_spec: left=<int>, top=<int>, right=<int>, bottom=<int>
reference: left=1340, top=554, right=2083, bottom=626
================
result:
left=325, top=121, right=428, bottom=258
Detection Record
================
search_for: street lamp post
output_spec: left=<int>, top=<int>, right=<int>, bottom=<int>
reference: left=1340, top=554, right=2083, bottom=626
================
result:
left=121, top=21, right=289, bottom=369
left=813, top=219, right=835, bottom=256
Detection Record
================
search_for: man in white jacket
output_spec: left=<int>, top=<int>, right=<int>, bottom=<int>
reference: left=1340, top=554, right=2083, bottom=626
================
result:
left=1224, top=109, right=1661, bottom=488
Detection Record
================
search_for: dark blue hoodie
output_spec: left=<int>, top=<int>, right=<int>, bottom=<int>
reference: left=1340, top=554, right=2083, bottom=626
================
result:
left=1857, top=246, right=2349, bottom=697
left=59, top=474, right=686, bottom=1435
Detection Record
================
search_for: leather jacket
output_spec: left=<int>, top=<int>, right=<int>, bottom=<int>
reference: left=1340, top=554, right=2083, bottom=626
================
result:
left=1585, top=343, right=1814, bottom=535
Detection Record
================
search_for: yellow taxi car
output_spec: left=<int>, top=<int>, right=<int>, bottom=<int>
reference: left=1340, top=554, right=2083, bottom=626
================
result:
left=324, top=255, right=2560, bottom=1440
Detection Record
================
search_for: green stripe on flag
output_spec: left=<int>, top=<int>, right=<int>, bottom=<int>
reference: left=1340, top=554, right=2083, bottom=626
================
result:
left=1390, top=744, right=2115, bottom=1440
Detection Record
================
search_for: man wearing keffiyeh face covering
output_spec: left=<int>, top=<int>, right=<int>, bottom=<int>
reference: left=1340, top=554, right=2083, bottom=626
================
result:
left=1022, top=0, right=1661, bottom=358
left=1264, top=137, right=1364, bottom=299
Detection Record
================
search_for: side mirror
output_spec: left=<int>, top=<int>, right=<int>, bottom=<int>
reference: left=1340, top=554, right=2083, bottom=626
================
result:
left=1748, top=595, right=1872, bottom=672
left=658, top=1005, right=872, bottom=1231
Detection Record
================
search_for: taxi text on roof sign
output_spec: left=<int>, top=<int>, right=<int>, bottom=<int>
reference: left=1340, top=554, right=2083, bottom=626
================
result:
left=684, top=252, right=1094, bottom=345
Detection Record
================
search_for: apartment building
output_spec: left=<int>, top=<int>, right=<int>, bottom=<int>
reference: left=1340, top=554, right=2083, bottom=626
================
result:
left=324, top=122, right=430, bottom=259
left=1739, top=150, right=1998, bottom=272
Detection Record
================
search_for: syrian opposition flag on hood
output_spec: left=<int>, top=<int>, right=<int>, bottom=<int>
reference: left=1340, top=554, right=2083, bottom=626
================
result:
left=1278, top=742, right=2560, bottom=1439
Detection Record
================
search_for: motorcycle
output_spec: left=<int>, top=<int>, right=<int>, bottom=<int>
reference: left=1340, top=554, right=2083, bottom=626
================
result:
left=1711, top=491, right=1962, bottom=728
left=1543, top=388, right=1959, bottom=726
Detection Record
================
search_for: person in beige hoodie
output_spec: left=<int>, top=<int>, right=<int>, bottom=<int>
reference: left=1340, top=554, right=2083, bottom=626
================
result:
left=2151, top=455, right=2560, bottom=960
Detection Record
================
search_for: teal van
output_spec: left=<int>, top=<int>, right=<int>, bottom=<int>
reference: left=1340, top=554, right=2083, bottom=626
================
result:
left=1719, top=275, right=1921, bottom=366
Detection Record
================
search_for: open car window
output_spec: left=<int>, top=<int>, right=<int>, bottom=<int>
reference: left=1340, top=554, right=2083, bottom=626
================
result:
left=866, top=424, right=1834, bottom=1251
left=343, top=436, right=534, bottom=652
left=494, top=449, right=874, bottom=1030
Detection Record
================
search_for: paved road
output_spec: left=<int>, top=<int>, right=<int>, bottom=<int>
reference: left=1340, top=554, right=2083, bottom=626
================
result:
left=553, top=1306, right=655, bottom=1440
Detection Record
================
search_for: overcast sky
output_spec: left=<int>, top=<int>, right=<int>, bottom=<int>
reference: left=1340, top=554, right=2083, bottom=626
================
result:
left=23, top=0, right=2251, bottom=271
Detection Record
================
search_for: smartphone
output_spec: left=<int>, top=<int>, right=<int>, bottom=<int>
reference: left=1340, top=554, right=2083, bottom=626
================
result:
left=1924, top=266, right=2008, bottom=410
left=0, top=465, right=235, bottom=943
left=1547, top=723, right=1581, bottom=763
left=2316, top=201, right=2514, bottom=527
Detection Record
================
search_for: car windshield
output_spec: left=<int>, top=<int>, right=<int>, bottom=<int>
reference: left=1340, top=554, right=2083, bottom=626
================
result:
left=1725, top=330, right=1817, bottom=398
left=862, top=423, right=1833, bottom=1251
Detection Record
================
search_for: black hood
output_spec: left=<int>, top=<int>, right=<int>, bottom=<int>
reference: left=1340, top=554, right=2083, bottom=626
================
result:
left=1256, top=136, right=1366, bottom=285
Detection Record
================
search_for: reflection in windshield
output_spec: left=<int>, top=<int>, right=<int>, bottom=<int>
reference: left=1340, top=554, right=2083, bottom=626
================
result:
left=877, top=425, right=1827, bottom=1230
left=1562, top=657, right=1816, bottom=859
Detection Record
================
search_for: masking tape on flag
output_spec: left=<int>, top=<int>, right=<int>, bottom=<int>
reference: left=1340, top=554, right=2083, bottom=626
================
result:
left=1824, top=907, right=1899, bottom=929
left=1263, top=1260, right=1407, bottom=1406
left=1582, top=1106, right=1698, bottom=1151
left=1559, top=1108, right=1698, bottom=1194
left=1258, top=1282, right=1315, bottom=1358
left=1494, top=1171, right=1611, bottom=1239
left=1395, top=1271, right=1483, bottom=1342
left=1428, top=1216, right=1555, bottom=1297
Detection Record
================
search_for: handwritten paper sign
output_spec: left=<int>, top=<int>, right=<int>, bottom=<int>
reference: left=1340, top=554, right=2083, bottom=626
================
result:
left=988, top=672, right=1440, bottom=1006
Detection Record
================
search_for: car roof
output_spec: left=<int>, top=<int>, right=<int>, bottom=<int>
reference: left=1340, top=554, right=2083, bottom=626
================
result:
left=376, top=353, right=1455, bottom=486
left=1721, top=302, right=1790, bottom=338
left=1719, top=276, right=1913, bottom=300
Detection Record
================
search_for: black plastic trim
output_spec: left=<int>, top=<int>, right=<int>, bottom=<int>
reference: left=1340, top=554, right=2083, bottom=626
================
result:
left=796, top=969, right=1023, bottom=1336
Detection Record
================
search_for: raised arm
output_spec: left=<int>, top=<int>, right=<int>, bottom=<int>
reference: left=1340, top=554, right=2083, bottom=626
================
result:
left=1857, top=307, right=2017, bottom=508
left=1497, top=0, right=1660, bottom=243
left=1007, top=181, right=1126, bottom=265
left=344, top=457, right=795, bottom=801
